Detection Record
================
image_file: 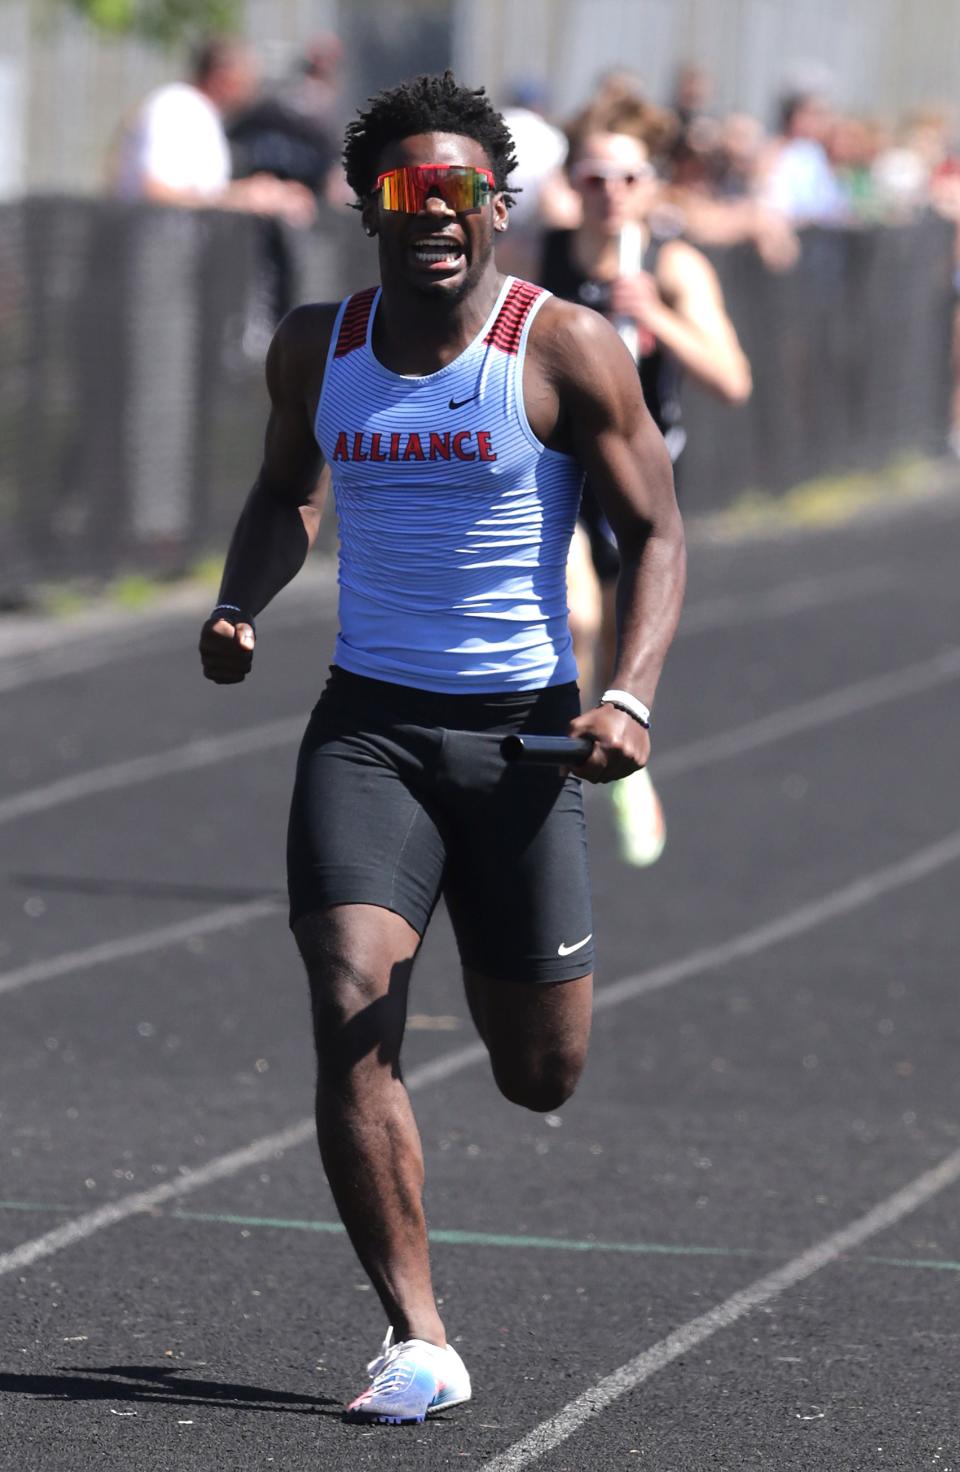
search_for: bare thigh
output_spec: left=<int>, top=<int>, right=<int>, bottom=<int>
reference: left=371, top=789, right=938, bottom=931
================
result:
left=463, top=967, right=593, bottom=1113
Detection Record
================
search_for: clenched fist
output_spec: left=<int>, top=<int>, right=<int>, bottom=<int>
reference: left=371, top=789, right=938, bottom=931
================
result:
left=566, top=702, right=650, bottom=784
left=199, top=612, right=256, bottom=684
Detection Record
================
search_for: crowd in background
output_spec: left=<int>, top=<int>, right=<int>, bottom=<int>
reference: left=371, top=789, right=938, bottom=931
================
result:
left=108, top=38, right=960, bottom=253
left=106, top=37, right=960, bottom=453
left=496, top=61, right=960, bottom=278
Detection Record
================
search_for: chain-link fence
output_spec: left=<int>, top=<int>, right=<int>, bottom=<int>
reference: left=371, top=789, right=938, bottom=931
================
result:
left=0, top=200, right=953, bottom=597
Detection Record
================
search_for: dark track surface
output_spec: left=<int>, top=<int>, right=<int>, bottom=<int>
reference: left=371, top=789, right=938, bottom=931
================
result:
left=2, top=490, right=960, bottom=1472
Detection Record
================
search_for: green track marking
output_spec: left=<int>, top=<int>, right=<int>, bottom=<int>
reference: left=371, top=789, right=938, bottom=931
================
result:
left=1, top=1200, right=958, bottom=1274
left=862, top=1254, right=960, bottom=1273
left=0, top=1200, right=77, bottom=1213
left=424, top=1227, right=750, bottom=1257
left=169, top=1210, right=756, bottom=1259
left=172, top=1210, right=348, bottom=1235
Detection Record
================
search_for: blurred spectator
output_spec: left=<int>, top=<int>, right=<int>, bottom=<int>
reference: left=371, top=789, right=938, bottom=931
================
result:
left=287, top=32, right=344, bottom=134
left=498, top=80, right=577, bottom=278
left=502, top=81, right=572, bottom=228
left=591, top=68, right=646, bottom=113
left=763, top=90, right=848, bottom=223
left=228, top=33, right=348, bottom=206
left=659, top=105, right=800, bottom=272
left=669, top=62, right=721, bottom=166
left=829, top=115, right=885, bottom=220
left=873, top=109, right=960, bottom=219
left=111, top=39, right=315, bottom=228
left=671, top=62, right=713, bottom=132
left=713, top=112, right=767, bottom=199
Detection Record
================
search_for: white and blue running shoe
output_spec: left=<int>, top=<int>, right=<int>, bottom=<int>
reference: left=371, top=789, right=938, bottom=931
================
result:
left=344, top=1327, right=471, bottom=1424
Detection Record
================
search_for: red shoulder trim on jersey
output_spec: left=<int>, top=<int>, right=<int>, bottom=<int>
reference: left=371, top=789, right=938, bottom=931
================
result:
left=484, top=280, right=544, bottom=354
left=333, top=286, right=379, bottom=358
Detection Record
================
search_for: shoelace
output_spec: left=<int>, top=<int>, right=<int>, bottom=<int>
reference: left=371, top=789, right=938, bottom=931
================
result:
left=363, top=1355, right=419, bottom=1399
left=363, top=1330, right=447, bottom=1400
left=366, top=1326, right=396, bottom=1379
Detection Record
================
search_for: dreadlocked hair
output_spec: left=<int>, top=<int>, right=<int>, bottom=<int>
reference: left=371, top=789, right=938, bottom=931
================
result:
left=343, top=70, right=519, bottom=207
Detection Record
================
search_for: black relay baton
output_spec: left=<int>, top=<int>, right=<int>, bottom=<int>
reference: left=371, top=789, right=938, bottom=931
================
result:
left=500, top=734, right=595, bottom=766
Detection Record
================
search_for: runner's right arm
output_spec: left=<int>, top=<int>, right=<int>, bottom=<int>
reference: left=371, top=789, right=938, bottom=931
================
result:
left=199, top=305, right=335, bottom=684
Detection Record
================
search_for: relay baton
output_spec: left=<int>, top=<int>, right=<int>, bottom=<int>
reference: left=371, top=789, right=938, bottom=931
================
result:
left=500, top=734, right=594, bottom=766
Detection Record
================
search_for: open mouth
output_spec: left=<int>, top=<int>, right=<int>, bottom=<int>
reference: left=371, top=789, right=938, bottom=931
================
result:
left=409, top=236, right=465, bottom=271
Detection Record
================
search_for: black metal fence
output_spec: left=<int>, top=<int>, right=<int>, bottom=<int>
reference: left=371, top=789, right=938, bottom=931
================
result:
left=681, top=217, right=956, bottom=513
left=0, top=199, right=954, bottom=597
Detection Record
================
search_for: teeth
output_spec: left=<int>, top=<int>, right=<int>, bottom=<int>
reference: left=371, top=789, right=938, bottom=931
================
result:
left=414, top=242, right=461, bottom=262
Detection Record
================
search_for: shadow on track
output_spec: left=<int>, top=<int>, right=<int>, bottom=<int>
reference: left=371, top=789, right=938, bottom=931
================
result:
left=0, top=1365, right=340, bottom=1417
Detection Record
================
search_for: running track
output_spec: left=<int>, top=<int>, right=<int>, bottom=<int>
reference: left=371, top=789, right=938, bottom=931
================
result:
left=1, top=487, right=959, bottom=1471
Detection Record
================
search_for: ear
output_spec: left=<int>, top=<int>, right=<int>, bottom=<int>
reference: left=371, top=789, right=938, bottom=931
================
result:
left=492, top=192, right=509, bottom=233
left=360, top=197, right=379, bottom=237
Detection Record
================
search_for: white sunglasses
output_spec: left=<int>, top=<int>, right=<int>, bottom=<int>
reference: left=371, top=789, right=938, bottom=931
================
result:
left=571, top=160, right=656, bottom=186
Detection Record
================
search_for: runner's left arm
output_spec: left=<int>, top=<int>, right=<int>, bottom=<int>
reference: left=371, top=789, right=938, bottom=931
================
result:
left=549, top=303, right=686, bottom=781
left=199, top=305, right=333, bottom=684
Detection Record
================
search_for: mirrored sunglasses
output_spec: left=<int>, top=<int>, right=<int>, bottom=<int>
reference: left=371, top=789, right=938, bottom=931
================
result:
left=376, top=163, right=496, bottom=213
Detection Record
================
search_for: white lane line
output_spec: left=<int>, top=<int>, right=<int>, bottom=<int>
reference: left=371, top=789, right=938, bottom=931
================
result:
left=0, top=1045, right=484, bottom=1280
left=0, top=1118, right=315, bottom=1276
left=0, top=717, right=304, bottom=826
left=0, top=564, right=894, bottom=694
left=594, top=827, right=960, bottom=1012
left=0, top=580, right=338, bottom=694
left=0, top=787, right=957, bottom=1013
left=655, top=645, right=960, bottom=779
left=0, top=899, right=283, bottom=998
left=479, top=1145, right=960, bottom=1472
left=677, top=564, right=899, bottom=635
left=2, top=823, right=959, bottom=1279
left=3, top=643, right=959, bottom=831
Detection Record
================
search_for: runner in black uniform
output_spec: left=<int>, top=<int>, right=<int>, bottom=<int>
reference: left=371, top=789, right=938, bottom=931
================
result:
left=541, top=103, right=751, bottom=865
left=542, top=227, right=686, bottom=576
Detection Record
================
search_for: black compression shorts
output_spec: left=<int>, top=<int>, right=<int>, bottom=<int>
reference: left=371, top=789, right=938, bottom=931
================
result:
left=287, top=667, right=594, bottom=983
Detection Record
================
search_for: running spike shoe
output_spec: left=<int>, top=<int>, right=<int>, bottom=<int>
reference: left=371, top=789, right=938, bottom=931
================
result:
left=344, top=1327, right=471, bottom=1424
left=610, top=766, right=667, bottom=867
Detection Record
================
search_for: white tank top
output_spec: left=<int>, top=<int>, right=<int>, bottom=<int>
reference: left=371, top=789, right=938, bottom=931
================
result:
left=315, top=276, right=584, bottom=693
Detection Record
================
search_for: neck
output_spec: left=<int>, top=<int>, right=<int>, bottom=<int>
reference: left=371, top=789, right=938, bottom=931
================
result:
left=374, top=264, right=505, bottom=375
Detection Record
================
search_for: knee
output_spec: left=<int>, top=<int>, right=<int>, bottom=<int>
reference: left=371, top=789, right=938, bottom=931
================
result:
left=301, top=943, right=379, bottom=1032
left=492, top=1051, right=585, bottom=1113
left=293, top=918, right=405, bottom=1073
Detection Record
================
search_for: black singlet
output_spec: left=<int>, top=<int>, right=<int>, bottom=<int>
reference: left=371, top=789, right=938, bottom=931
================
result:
left=539, top=228, right=685, bottom=458
left=540, top=228, right=685, bottom=581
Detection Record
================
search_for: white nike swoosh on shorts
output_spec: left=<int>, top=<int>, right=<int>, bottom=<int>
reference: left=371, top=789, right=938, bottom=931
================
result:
left=557, top=934, right=592, bottom=957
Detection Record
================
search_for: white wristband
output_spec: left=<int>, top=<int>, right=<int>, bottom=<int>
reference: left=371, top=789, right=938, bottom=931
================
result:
left=599, top=688, right=651, bottom=729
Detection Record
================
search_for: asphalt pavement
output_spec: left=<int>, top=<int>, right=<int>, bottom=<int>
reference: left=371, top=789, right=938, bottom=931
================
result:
left=1, top=485, right=960, bottom=1471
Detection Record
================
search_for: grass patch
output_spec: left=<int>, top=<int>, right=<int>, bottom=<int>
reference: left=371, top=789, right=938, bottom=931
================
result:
left=31, top=560, right=222, bottom=619
left=187, top=553, right=226, bottom=590
left=699, top=455, right=956, bottom=540
left=109, top=574, right=160, bottom=610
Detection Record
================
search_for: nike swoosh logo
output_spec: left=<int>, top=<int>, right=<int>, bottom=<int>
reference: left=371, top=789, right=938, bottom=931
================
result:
left=448, top=393, right=479, bottom=410
left=557, top=934, right=592, bottom=957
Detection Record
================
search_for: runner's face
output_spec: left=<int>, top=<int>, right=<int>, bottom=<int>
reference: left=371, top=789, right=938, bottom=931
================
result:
left=572, top=132, right=657, bottom=236
left=364, top=132, right=507, bottom=301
